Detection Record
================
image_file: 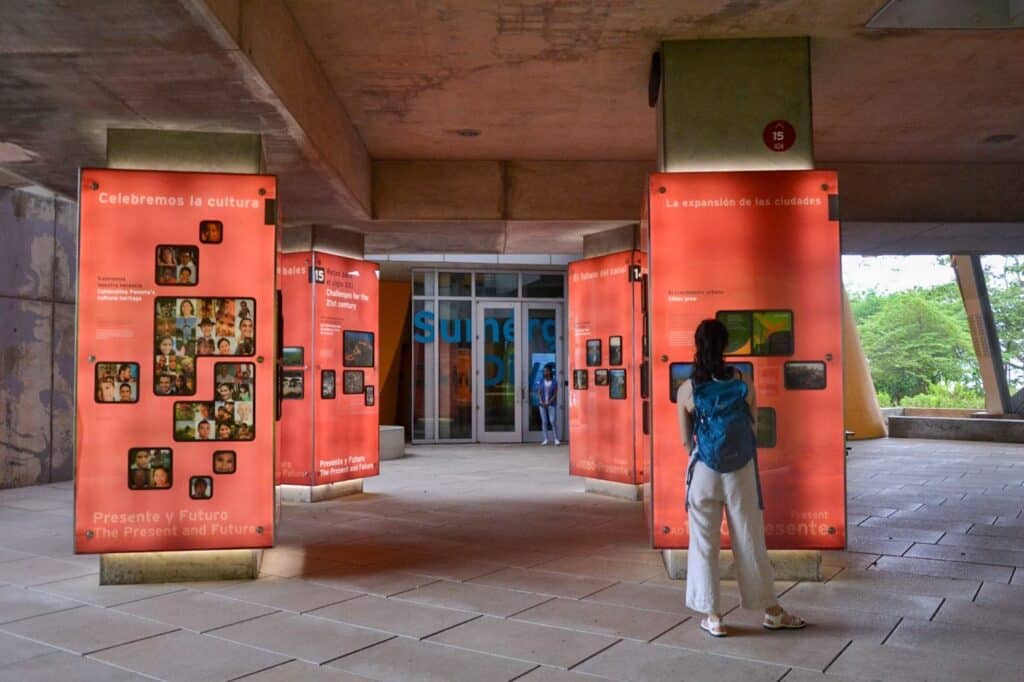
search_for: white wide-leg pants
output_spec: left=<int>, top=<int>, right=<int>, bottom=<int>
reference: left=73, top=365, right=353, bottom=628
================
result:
left=685, top=459, right=777, bottom=615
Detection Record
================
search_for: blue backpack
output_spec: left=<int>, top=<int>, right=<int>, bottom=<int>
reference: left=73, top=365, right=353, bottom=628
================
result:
left=686, top=378, right=764, bottom=509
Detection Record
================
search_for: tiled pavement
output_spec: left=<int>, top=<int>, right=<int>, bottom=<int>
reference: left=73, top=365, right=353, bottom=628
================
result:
left=0, top=438, right=1022, bottom=681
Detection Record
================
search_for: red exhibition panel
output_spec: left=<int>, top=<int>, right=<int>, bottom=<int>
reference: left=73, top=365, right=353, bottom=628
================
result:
left=75, top=168, right=277, bottom=553
left=647, top=170, right=845, bottom=550
left=312, top=253, right=380, bottom=484
left=278, top=252, right=314, bottom=485
left=568, top=251, right=643, bottom=485
left=278, top=251, right=380, bottom=485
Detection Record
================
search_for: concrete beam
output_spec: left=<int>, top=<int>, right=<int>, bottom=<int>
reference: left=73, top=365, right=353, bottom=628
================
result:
left=194, top=0, right=372, bottom=218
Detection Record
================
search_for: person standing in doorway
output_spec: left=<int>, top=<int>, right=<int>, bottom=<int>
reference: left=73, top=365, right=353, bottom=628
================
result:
left=537, top=365, right=560, bottom=445
left=677, top=319, right=805, bottom=637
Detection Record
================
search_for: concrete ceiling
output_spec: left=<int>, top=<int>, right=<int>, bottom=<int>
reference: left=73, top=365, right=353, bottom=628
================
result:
left=285, top=0, right=1023, bottom=163
left=0, top=0, right=1022, bottom=255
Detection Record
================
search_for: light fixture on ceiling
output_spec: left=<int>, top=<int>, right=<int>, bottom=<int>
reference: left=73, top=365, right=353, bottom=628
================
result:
left=454, top=128, right=481, bottom=138
left=983, top=133, right=1017, bottom=144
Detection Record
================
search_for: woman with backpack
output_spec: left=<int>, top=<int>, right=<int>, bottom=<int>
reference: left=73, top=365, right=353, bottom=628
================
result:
left=677, top=319, right=806, bottom=637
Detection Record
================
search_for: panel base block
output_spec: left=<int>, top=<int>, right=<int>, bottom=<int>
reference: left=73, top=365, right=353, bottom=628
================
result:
left=380, top=425, right=406, bottom=460
left=583, top=478, right=644, bottom=501
left=99, top=549, right=261, bottom=585
left=662, top=549, right=822, bottom=582
left=278, top=479, right=364, bottom=503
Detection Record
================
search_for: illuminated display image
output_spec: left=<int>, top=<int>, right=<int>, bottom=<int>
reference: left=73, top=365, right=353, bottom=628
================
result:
left=594, top=369, right=609, bottom=386
left=173, top=362, right=255, bottom=441
left=608, top=336, right=623, bottom=365
left=281, top=370, right=303, bottom=399
left=573, top=369, right=588, bottom=390
left=95, top=362, right=139, bottom=403
left=586, top=339, right=602, bottom=366
left=609, top=369, right=627, bottom=400
left=213, top=450, right=236, bottom=474
left=282, top=346, right=304, bottom=367
left=343, top=370, right=365, bottom=395
left=715, top=310, right=793, bottom=356
left=669, top=362, right=753, bottom=403
left=785, top=361, right=827, bottom=390
left=321, top=370, right=336, bottom=399
left=344, top=330, right=375, bottom=368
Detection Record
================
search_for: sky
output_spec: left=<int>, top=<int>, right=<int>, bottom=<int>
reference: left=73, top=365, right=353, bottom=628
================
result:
left=842, top=255, right=956, bottom=295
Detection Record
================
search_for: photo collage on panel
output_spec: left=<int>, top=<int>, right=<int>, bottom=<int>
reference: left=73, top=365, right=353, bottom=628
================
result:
left=155, top=245, right=199, bottom=286
left=128, top=448, right=172, bottom=490
left=95, top=362, right=139, bottom=403
left=154, top=296, right=255, bottom=396
left=174, top=362, right=256, bottom=441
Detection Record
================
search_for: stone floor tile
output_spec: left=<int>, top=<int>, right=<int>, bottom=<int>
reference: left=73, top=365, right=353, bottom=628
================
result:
left=0, top=651, right=148, bottom=681
left=213, top=576, right=362, bottom=613
left=512, top=597, right=685, bottom=641
left=870, top=555, right=1013, bottom=582
left=516, top=667, right=611, bottom=681
left=0, top=630, right=58, bottom=667
left=532, top=555, right=663, bottom=582
left=781, top=582, right=941, bottom=619
left=208, top=611, right=390, bottom=664
left=113, top=588, right=277, bottom=632
left=29, top=575, right=185, bottom=607
left=307, top=566, right=439, bottom=596
left=392, top=579, right=552, bottom=617
left=846, top=536, right=913, bottom=556
left=0, top=556, right=96, bottom=587
left=904, top=541, right=1024, bottom=567
left=428, top=615, right=617, bottom=668
left=826, top=640, right=1021, bottom=682
left=774, top=670, right=863, bottom=682
left=583, top=581, right=734, bottom=616
left=308, top=593, right=477, bottom=638
left=469, top=567, right=614, bottom=598
left=886, top=618, right=1024, bottom=666
left=890, top=508, right=998, bottom=525
left=0, top=585, right=81, bottom=624
left=932, top=596, right=1024, bottom=634
left=859, top=516, right=973, bottom=534
left=0, top=604, right=175, bottom=655
left=576, top=639, right=786, bottom=682
left=241, top=659, right=377, bottom=681
left=846, top=505, right=899, bottom=518
left=939, top=531, right=1024, bottom=552
left=327, top=636, right=535, bottom=682
left=90, top=629, right=288, bottom=681
left=849, top=524, right=945, bottom=544
left=975, top=580, right=1024, bottom=608
left=403, top=558, right=508, bottom=582
left=724, top=603, right=899, bottom=643
left=967, top=523, right=1024, bottom=539
left=826, top=567, right=980, bottom=599
left=0, top=549, right=33, bottom=564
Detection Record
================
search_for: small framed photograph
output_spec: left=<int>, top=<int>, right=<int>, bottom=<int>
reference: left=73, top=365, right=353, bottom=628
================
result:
left=199, top=220, right=223, bottom=244
left=95, top=362, right=139, bottom=403
left=784, top=361, right=826, bottom=390
left=128, top=448, right=172, bottom=490
left=364, top=385, right=375, bottom=407
left=609, top=336, right=623, bottom=365
left=343, top=330, right=375, bottom=367
left=321, top=370, right=336, bottom=399
left=155, top=245, right=199, bottom=286
left=343, top=370, right=365, bottom=395
left=282, top=346, right=304, bottom=367
left=586, top=339, right=601, bottom=367
left=594, top=369, right=609, bottom=386
left=609, top=369, right=627, bottom=400
left=282, top=370, right=304, bottom=399
left=190, top=476, right=213, bottom=499
left=213, top=450, right=236, bottom=474
left=573, top=369, right=588, bottom=390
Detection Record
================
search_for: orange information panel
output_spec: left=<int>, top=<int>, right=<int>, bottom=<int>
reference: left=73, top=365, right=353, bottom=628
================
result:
left=567, top=251, right=645, bottom=484
left=278, top=251, right=380, bottom=485
left=647, top=170, right=845, bottom=550
left=75, top=169, right=277, bottom=553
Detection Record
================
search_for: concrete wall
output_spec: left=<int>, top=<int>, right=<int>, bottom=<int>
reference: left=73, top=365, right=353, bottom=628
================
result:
left=0, top=186, right=77, bottom=488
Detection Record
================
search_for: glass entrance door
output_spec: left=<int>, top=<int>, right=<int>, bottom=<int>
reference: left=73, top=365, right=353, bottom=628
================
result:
left=523, top=303, right=564, bottom=443
left=475, top=304, right=520, bottom=442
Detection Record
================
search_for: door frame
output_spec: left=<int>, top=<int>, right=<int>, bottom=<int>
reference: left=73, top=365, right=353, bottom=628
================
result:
left=520, top=301, right=565, bottom=443
left=474, top=300, right=522, bottom=443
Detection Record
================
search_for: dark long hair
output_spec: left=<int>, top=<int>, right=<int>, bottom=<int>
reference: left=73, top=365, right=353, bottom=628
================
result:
left=693, top=319, right=733, bottom=384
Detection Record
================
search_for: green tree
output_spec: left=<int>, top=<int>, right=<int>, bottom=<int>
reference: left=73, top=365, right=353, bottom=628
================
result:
left=859, top=293, right=974, bottom=402
left=984, top=256, right=1024, bottom=390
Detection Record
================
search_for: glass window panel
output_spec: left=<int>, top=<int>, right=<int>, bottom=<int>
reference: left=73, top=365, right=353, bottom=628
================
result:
left=527, top=308, right=558, bottom=434
left=482, top=305, right=516, bottom=431
left=522, top=273, right=564, bottom=298
left=412, top=271, right=435, bottom=297
left=475, top=272, right=519, bottom=298
left=438, top=272, right=472, bottom=297
left=412, top=300, right=435, bottom=440
left=438, top=300, right=473, bottom=439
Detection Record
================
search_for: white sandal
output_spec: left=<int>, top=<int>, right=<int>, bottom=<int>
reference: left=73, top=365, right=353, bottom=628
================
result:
left=763, top=609, right=807, bottom=630
left=700, top=616, right=727, bottom=637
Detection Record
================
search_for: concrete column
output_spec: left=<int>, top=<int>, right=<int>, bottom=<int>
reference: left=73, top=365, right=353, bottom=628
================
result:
left=843, top=286, right=887, bottom=439
left=279, top=224, right=365, bottom=257
left=100, top=128, right=264, bottom=583
left=655, top=38, right=824, bottom=581
left=952, top=255, right=1012, bottom=414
